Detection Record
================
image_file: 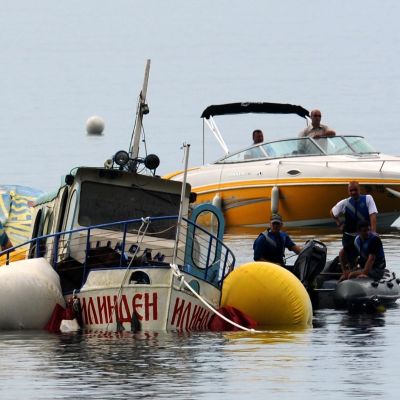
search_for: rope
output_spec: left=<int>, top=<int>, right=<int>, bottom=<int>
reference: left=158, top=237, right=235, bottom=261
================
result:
left=108, top=217, right=152, bottom=332
left=169, top=264, right=261, bottom=333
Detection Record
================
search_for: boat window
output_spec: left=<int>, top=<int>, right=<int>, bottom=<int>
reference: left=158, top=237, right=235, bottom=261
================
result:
left=343, top=136, right=377, bottom=154
left=217, top=146, right=266, bottom=163
left=29, top=209, right=46, bottom=258
left=262, top=138, right=323, bottom=157
left=311, top=136, right=377, bottom=155
left=78, top=181, right=181, bottom=240
left=56, top=187, right=69, bottom=233
left=65, top=190, right=78, bottom=231
left=43, top=209, right=54, bottom=235
left=312, top=137, right=353, bottom=155
left=31, top=210, right=43, bottom=240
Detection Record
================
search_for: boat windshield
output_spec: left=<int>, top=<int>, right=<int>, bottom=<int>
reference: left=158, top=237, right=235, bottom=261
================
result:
left=311, top=136, right=377, bottom=155
left=215, top=135, right=377, bottom=164
left=216, top=138, right=323, bottom=163
left=78, top=181, right=181, bottom=239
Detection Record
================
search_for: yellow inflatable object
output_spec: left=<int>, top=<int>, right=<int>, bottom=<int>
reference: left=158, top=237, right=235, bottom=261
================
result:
left=0, top=249, right=27, bottom=267
left=221, top=262, right=313, bottom=328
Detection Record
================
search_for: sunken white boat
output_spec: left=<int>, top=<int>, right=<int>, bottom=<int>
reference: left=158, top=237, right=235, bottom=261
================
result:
left=0, top=61, right=235, bottom=332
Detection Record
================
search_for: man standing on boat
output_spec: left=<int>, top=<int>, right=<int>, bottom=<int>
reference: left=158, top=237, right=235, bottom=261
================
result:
left=347, top=221, right=386, bottom=281
left=330, top=181, right=378, bottom=280
left=299, top=109, right=335, bottom=138
left=253, top=213, right=301, bottom=266
left=0, top=221, right=13, bottom=251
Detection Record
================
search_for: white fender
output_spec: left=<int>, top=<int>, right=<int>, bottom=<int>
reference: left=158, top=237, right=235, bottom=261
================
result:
left=271, top=185, right=279, bottom=214
left=212, top=193, right=222, bottom=209
left=386, top=187, right=400, bottom=199
left=0, top=258, right=65, bottom=330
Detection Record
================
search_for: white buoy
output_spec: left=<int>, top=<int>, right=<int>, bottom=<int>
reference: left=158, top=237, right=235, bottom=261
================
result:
left=86, top=115, right=105, bottom=135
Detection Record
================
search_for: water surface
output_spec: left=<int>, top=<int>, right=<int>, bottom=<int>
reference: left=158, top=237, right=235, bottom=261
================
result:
left=1, top=0, right=400, bottom=398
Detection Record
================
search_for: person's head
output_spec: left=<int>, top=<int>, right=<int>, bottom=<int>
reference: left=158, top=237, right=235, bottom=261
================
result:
left=348, top=181, right=360, bottom=200
left=357, top=221, right=371, bottom=239
left=310, top=109, right=322, bottom=128
left=270, top=213, right=283, bottom=232
left=252, top=129, right=264, bottom=144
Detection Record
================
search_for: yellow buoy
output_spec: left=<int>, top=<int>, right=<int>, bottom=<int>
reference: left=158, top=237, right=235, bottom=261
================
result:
left=221, top=262, right=313, bottom=328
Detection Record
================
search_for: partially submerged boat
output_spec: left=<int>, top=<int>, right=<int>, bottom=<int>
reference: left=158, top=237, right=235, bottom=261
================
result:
left=292, top=239, right=400, bottom=310
left=0, top=61, right=233, bottom=332
left=0, top=63, right=312, bottom=332
left=165, top=102, right=400, bottom=228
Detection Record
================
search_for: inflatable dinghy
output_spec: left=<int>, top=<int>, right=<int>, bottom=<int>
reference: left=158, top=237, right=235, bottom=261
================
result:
left=291, top=240, right=400, bottom=310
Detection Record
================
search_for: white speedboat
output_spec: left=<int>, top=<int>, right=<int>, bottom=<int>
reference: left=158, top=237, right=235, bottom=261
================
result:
left=165, top=102, right=400, bottom=228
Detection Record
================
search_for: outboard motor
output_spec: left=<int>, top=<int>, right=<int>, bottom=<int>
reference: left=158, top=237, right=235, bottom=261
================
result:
left=293, top=240, right=327, bottom=290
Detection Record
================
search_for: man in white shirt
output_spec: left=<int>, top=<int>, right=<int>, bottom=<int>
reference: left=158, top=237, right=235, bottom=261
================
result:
left=299, top=109, right=336, bottom=139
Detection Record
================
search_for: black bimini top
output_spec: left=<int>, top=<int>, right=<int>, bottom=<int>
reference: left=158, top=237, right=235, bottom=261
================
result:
left=201, top=102, right=310, bottom=119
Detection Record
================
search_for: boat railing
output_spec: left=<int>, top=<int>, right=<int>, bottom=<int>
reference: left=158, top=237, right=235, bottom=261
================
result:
left=0, top=215, right=235, bottom=289
left=276, top=158, right=400, bottom=173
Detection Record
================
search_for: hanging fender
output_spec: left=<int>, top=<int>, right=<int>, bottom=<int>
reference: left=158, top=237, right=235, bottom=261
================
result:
left=212, top=193, right=222, bottom=210
left=271, top=185, right=279, bottom=214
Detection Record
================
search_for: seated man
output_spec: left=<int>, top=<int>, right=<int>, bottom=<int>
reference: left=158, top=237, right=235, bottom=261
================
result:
left=0, top=220, right=13, bottom=251
left=346, top=221, right=386, bottom=281
left=253, top=213, right=301, bottom=266
left=252, top=129, right=264, bottom=144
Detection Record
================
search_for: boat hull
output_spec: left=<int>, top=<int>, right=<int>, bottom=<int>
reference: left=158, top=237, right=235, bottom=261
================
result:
left=76, top=266, right=220, bottom=332
left=314, top=274, right=400, bottom=310
left=193, top=180, right=400, bottom=228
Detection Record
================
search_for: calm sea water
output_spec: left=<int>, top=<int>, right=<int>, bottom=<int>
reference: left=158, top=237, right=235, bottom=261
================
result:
left=2, top=0, right=400, bottom=398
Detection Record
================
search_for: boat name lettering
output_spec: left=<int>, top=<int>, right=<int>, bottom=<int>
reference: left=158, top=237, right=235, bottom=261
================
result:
left=81, top=292, right=158, bottom=325
left=170, top=296, right=211, bottom=331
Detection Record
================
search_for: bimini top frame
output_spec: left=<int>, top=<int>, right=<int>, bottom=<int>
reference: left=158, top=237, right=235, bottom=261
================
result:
left=200, top=102, right=310, bottom=157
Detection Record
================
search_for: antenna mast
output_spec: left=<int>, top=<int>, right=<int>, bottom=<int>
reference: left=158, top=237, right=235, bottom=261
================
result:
left=130, top=59, right=151, bottom=159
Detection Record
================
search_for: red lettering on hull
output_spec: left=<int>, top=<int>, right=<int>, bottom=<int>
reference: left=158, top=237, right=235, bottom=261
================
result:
left=81, top=292, right=159, bottom=326
left=170, top=297, right=211, bottom=331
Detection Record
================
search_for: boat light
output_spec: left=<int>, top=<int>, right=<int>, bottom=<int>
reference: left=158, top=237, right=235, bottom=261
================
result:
left=114, top=150, right=130, bottom=167
left=144, top=154, right=160, bottom=170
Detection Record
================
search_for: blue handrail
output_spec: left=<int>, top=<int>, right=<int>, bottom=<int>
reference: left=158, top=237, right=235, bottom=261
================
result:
left=0, top=215, right=235, bottom=288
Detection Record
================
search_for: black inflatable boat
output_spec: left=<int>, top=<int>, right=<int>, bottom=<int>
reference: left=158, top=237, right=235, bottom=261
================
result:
left=290, top=240, right=400, bottom=310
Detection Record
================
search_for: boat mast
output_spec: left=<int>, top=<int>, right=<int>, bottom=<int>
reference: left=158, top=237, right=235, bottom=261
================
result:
left=130, top=59, right=151, bottom=159
left=173, top=143, right=190, bottom=265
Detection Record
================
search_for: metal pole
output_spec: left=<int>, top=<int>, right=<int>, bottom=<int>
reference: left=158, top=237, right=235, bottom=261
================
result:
left=173, top=143, right=190, bottom=265
left=130, top=59, right=151, bottom=159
